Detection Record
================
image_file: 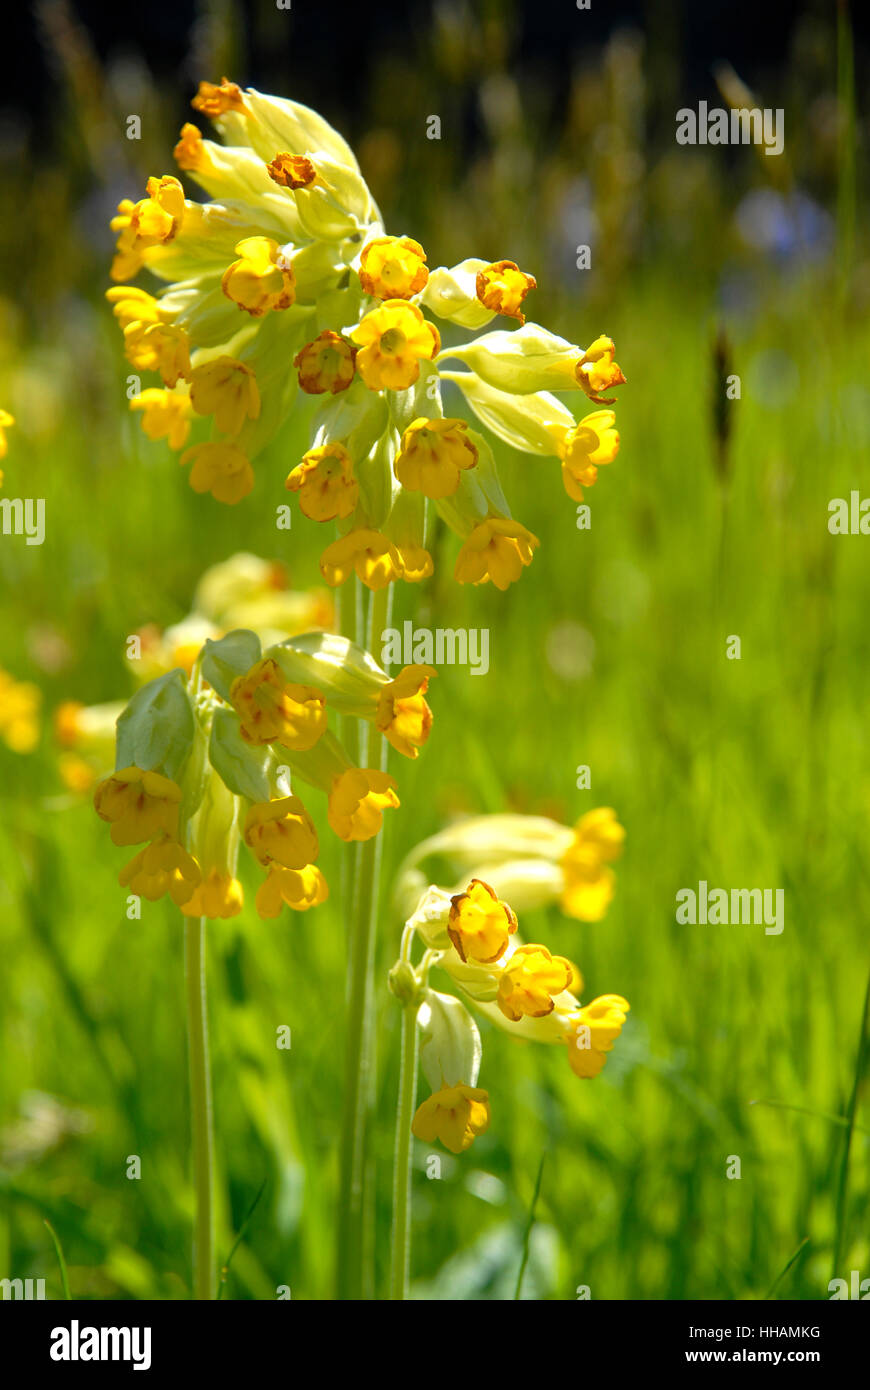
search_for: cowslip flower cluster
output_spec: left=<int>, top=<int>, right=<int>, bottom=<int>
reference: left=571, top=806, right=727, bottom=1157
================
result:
left=390, top=870, right=629, bottom=1154
left=92, top=626, right=435, bottom=920
left=108, top=79, right=626, bottom=592
left=54, top=553, right=333, bottom=794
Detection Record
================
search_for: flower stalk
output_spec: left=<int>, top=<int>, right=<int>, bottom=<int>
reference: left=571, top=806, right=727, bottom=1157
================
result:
left=390, top=991, right=420, bottom=1301
left=336, top=582, right=393, bottom=1299
left=184, top=914, right=216, bottom=1299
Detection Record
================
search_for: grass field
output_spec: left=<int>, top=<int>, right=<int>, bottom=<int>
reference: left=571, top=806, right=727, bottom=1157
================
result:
left=0, top=2, right=867, bottom=1301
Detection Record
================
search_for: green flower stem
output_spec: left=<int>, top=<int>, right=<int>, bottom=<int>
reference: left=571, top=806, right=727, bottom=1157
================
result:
left=184, top=914, right=216, bottom=1300
left=390, top=994, right=419, bottom=1301
left=832, top=958, right=870, bottom=1281
left=336, top=577, right=363, bottom=767
left=336, top=582, right=392, bottom=1299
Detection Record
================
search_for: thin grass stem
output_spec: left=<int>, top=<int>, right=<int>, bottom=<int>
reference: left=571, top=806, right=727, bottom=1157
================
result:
left=185, top=914, right=215, bottom=1300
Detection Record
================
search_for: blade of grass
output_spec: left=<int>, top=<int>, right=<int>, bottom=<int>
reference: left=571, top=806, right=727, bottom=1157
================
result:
left=764, top=1236, right=809, bottom=1300
left=514, top=1153, right=545, bottom=1301
left=749, top=1098, right=870, bottom=1136
left=217, top=1177, right=268, bottom=1300
left=44, top=1219, right=71, bottom=1300
left=832, top=961, right=870, bottom=1281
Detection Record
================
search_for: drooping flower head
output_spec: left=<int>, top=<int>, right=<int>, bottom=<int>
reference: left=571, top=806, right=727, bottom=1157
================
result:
left=393, top=863, right=630, bottom=1152
left=90, top=624, right=434, bottom=920
left=106, top=82, right=626, bottom=583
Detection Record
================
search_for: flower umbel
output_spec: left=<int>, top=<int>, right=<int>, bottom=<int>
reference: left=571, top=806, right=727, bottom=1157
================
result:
left=106, top=81, right=627, bottom=575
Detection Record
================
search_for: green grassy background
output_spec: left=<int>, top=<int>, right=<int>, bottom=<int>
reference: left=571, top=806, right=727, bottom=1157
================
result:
left=0, top=0, right=868, bottom=1300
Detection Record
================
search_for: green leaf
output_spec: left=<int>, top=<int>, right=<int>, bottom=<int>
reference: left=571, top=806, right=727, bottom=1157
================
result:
left=201, top=630, right=262, bottom=703
left=115, top=669, right=195, bottom=782
left=209, top=707, right=271, bottom=803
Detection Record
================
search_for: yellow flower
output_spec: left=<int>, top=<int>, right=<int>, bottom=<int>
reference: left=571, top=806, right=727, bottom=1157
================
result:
left=105, top=286, right=162, bottom=330
left=53, top=701, right=84, bottom=747
left=0, top=669, right=40, bottom=753
left=454, top=518, right=539, bottom=590
left=294, top=331, right=356, bottom=395
left=328, top=768, right=400, bottom=841
left=575, top=336, right=626, bottom=404
left=230, top=657, right=327, bottom=750
left=181, top=441, right=254, bottom=505
left=556, top=409, right=619, bottom=502
left=560, top=857, right=615, bottom=921
left=319, top=528, right=404, bottom=590
left=189, top=356, right=261, bottom=435
left=93, top=766, right=182, bottom=847
left=560, top=850, right=614, bottom=921
left=118, top=834, right=201, bottom=907
left=130, top=388, right=194, bottom=450
left=394, top=417, right=479, bottom=499
left=180, top=868, right=244, bottom=919
left=266, top=152, right=318, bottom=188
left=191, top=77, right=248, bottom=118
left=447, top=878, right=517, bottom=964
left=110, top=176, right=185, bottom=280
left=286, top=443, right=359, bottom=521
left=358, top=236, right=428, bottom=300
left=392, top=540, right=433, bottom=583
left=573, top=807, right=626, bottom=860
left=133, top=175, right=185, bottom=243
left=412, top=1083, right=491, bottom=1154
left=475, top=260, right=536, bottom=323
left=244, top=796, right=320, bottom=870
left=560, top=810, right=624, bottom=921
left=496, top=944, right=574, bottom=1022
left=173, top=122, right=205, bottom=171
left=255, top=863, right=329, bottom=917
left=567, top=994, right=630, bottom=1079
left=375, top=664, right=436, bottom=759
left=0, top=408, right=14, bottom=460
left=109, top=201, right=142, bottom=280
left=124, top=322, right=191, bottom=387
left=59, top=753, right=97, bottom=794
left=350, top=300, right=440, bottom=391
left=221, top=236, right=296, bottom=317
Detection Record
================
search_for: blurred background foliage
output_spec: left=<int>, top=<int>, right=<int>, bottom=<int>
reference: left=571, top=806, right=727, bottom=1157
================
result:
left=0, top=0, right=869, bottom=1299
